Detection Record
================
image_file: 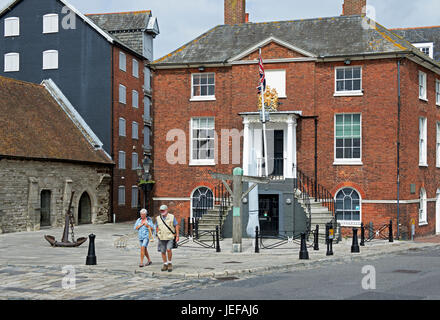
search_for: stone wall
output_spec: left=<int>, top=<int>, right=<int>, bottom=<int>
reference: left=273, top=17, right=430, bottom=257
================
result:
left=0, top=158, right=111, bottom=234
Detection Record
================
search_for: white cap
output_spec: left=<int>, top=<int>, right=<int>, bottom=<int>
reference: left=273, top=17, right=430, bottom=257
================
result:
left=159, top=205, right=168, bottom=211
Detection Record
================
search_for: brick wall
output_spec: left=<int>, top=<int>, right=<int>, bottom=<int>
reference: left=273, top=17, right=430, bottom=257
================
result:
left=112, top=47, right=146, bottom=222
left=342, top=0, right=366, bottom=16
left=152, top=46, right=440, bottom=237
left=224, top=0, right=246, bottom=25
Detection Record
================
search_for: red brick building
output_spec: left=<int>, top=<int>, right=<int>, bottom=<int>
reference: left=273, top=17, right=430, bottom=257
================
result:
left=151, top=0, right=440, bottom=238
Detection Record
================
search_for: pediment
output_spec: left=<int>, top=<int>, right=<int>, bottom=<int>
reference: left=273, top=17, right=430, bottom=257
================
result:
left=228, top=36, right=317, bottom=62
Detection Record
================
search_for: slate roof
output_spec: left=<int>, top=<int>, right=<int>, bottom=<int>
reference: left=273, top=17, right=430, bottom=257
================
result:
left=87, top=11, right=155, bottom=56
left=0, top=76, right=113, bottom=165
left=392, top=26, right=440, bottom=61
left=153, top=15, right=436, bottom=67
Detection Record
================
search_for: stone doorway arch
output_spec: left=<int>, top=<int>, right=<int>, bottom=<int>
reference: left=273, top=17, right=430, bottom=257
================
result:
left=78, top=192, right=92, bottom=225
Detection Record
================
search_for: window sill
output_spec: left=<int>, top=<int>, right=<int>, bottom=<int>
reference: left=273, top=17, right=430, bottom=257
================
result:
left=189, top=160, right=216, bottom=166
left=4, top=70, right=19, bottom=73
left=419, top=163, right=428, bottom=167
left=333, top=160, right=363, bottom=166
left=419, top=221, right=428, bottom=226
left=190, top=96, right=216, bottom=102
left=338, top=221, right=362, bottom=227
left=419, top=97, right=428, bottom=102
left=334, top=91, right=363, bottom=97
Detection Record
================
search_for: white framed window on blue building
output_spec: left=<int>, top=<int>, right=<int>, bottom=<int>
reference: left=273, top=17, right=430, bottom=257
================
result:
left=4, top=52, right=19, bottom=72
left=4, top=17, right=20, bottom=37
left=43, top=50, right=58, bottom=70
left=43, top=14, right=59, bottom=34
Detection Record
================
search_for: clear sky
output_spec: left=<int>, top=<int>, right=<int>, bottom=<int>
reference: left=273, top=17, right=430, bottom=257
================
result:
left=1, top=0, right=439, bottom=60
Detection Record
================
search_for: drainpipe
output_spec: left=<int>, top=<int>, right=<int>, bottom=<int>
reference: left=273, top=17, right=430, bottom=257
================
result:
left=314, top=118, right=318, bottom=200
left=397, top=59, right=401, bottom=239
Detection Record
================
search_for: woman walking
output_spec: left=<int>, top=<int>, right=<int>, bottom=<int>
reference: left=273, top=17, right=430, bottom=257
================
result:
left=134, top=209, right=153, bottom=267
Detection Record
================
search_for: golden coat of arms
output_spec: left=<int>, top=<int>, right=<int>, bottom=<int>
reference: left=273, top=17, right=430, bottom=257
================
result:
left=258, top=86, right=279, bottom=111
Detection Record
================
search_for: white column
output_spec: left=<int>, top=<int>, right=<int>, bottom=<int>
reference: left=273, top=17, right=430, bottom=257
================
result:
left=286, top=117, right=294, bottom=179
left=243, top=118, right=250, bottom=175
left=293, top=118, right=297, bottom=179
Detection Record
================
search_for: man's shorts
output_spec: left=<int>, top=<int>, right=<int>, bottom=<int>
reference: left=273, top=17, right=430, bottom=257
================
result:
left=139, top=238, right=149, bottom=248
left=158, top=240, right=173, bottom=253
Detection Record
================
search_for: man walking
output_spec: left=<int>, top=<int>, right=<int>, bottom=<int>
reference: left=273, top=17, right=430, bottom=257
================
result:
left=156, top=205, right=179, bottom=272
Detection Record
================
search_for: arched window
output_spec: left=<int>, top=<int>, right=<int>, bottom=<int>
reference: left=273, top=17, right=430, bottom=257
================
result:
left=335, top=187, right=361, bottom=225
left=191, top=187, right=213, bottom=219
left=419, top=188, right=427, bottom=225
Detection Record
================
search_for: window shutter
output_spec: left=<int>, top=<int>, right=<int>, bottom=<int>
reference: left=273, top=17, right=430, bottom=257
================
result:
left=43, top=14, right=59, bottom=33
left=4, top=53, right=19, bottom=72
left=5, top=17, right=19, bottom=36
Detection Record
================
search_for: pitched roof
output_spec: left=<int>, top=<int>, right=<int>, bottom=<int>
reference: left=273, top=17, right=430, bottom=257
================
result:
left=86, top=10, right=152, bottom=32
left=391, top=26, right=440, bottom=61
left=153, top=15, right=435, bottom=67
left=87, top=11, right=159, bottom=57
left=0, top=76, right=113, bottom=165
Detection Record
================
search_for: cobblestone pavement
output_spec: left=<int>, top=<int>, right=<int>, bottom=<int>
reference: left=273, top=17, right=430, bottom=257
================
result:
left=1, top=222, right=439, bottom=299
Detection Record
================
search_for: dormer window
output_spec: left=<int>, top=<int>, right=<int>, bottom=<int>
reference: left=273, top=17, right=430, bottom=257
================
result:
left=413, top=42, right=434, bottom=59
left=4, top=17, right=20, bottom=37
left=43, top=14, right=59, bottom=34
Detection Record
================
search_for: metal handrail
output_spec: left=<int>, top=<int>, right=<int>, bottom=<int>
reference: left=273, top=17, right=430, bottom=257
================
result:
left=296, top=167, right=336, bottom=222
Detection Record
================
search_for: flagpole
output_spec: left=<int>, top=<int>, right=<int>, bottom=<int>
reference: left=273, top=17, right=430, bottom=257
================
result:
left=259, top=48, right=269, bottom=178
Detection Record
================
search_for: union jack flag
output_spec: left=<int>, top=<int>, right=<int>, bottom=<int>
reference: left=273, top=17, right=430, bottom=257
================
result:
left=257, top=52, right=266, bottom=94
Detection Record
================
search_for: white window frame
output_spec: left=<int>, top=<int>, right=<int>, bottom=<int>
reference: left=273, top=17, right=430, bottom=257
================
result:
left=419, top=117, right=428, bottom=167
left=4, top=17, right=19, bottom=37
left=42, top=50, right=58, bottom=70
left=333, top=113, right=363, bottom=166
left=119, top=84, right=126, bottom=104
left=118, top=186, right=126, bottom=206
left=132, top=152, right=138, bottom=170
left=132, top=59, right=139, bottom=78
left=132, top=121, right=139, bottom=140
left=119, top=118, right=126, bottom=137
left=437, top=122, right=440, bottom=168
left=4, top=52, right=19, bottom=72
left=265, top=69, right=286, bottom=98
left=419, top=188, right=428, bottom=226
left=131, top=186, right=138, bottom=208
left=132, top=90, right=139, bottom=108
left=43, top=14, right=59, bottom=34
left=436, top=79, right=440, bottom=106
left=119, top=51, right=126, bottom=71
left=190, top=73, right=216, bottom=101
left=334, top=66, right=363, bottom=96
left=118, top=151, right=126, bottom=169
left=334, top=187, right=362, bottom=227
left=413, top=42, right=434, bottom=59
left=419, top=71, right=427, bottom=101
left=189, top=117, right=216, bottom=166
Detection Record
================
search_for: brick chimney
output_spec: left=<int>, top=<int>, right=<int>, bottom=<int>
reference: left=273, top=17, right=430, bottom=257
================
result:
left=342, top=0, right=366, bottom=16
left=225, top=0, right=246, bottom=25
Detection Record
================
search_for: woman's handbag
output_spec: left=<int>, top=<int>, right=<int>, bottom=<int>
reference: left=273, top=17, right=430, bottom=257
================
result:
left=160, top=215, right=178, bottom=249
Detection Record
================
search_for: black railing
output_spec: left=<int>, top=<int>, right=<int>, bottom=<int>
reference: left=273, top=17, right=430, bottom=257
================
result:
left=296, top=167, right=336, bottom=221
left=214, top=181, right=232, bottom=236
left=293, top=171, right=312, bottom=236
left=257, top=157, right=286, bottom=180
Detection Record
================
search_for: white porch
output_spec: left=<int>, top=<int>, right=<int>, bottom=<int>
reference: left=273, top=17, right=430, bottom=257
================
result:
left=240, top=111, right=301, bottom=180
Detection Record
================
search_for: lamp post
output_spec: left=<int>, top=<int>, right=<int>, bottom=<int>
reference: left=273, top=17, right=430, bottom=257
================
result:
left=138, top=156, right=153, bottom=212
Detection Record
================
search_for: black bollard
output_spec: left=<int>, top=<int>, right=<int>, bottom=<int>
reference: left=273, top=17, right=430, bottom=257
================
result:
left=389, top=219, right=394, bottom=243
left=216, top=226, right=221, bottom=253
left=86, top=234, right=97, bottom=265
left=326, top=223, right=333, bottom=256
left=189, top=218, right=193, bottom=237
left=187, top=217, right=191, bottom=236
left=360, top=223, right=365, bottom=246
left=195, top=218, right=199, bottom=239
left=368, top=222, right=374, bottom=240
left=351, top=228, right=360, bottom=253
left=299, top=233, right=309, bottom=260
left=314, top=225, right=319, bottom=251
left=255, top=226, right=260, bottom=253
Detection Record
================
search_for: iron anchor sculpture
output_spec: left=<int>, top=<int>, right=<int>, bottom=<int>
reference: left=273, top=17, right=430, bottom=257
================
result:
left=44, top=192, right=88, bottom=247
